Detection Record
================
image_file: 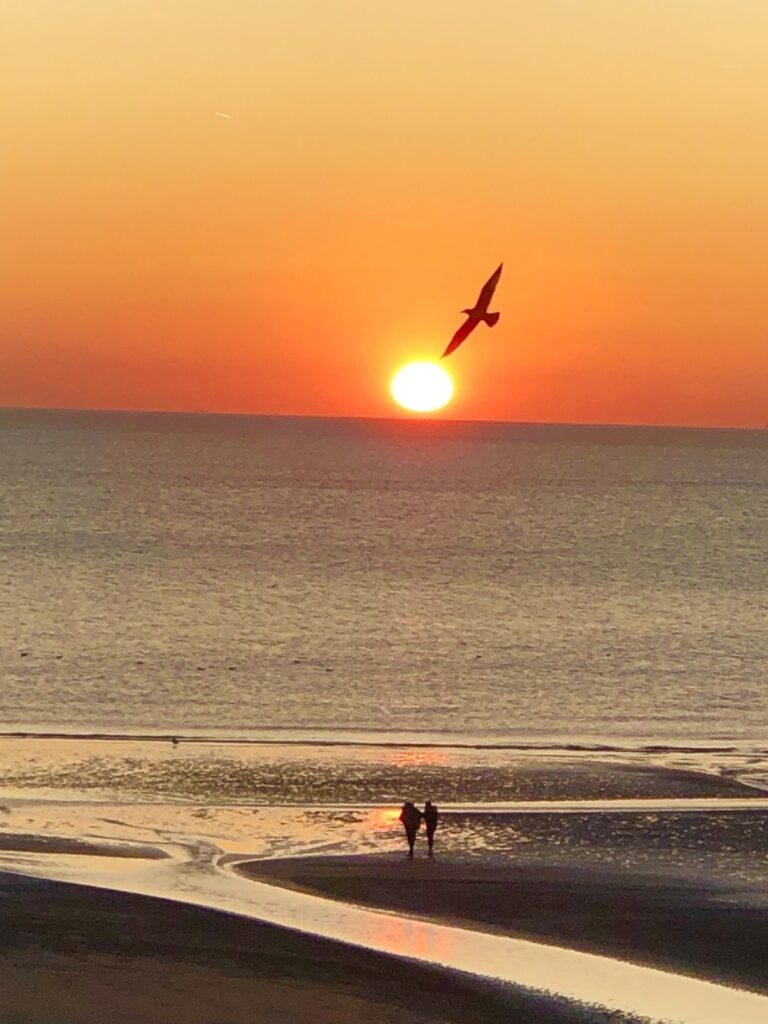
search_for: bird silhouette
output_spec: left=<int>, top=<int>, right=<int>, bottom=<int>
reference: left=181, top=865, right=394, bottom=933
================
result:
left=441, top=263, right=502, bottom=358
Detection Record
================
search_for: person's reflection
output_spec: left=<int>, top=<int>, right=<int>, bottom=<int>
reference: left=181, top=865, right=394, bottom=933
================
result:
left=423, top=800, right=439, bottom=855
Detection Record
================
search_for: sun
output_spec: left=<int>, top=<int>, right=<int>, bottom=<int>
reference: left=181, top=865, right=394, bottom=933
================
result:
left=390, top=361, right=454, bottom=413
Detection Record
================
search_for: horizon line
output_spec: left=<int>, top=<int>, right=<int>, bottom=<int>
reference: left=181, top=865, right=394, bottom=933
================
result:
left=0, top=404, right=766, bottom=434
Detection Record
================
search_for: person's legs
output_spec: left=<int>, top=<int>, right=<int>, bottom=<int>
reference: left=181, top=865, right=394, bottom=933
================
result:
left=426, top=826, right=435, bottom=854
left=406, top=827, right=416, bottom=856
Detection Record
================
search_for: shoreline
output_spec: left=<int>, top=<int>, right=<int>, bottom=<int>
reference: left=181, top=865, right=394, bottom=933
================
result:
left=0, top=729, right=766, bottom=760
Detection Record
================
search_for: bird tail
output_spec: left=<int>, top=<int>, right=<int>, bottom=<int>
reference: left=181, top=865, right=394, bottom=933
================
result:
left=484, top=311, right=500, bottom=327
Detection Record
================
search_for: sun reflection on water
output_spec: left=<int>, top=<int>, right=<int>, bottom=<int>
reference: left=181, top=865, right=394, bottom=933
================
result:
left=374, top=807, right=402, bottom=827
left=388, top=749, right=448, bottom=767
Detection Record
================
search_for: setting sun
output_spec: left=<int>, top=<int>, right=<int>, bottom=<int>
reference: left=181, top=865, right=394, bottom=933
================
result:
left=390, top=362, right=454, bottom=413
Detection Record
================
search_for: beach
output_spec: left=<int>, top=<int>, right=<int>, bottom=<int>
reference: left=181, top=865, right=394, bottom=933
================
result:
left=246, top=848, right=768, bottom=995
left=236, top=772, right=768, bottom=998
left=0, top=871, right=638, bottom=1024
left=0, top=748, right=766, bottom=1022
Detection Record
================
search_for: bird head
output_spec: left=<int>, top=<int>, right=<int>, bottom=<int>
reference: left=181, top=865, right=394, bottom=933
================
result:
left=461, top=308, right=472, bottom=315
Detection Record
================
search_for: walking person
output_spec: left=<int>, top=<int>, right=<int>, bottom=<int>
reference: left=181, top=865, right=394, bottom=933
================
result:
left=423, top=800, right=439, bottom=855
left=398, top=801, right=423, bottom=858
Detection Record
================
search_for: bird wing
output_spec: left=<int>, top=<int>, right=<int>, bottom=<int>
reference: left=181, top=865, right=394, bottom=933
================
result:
left=476, top=263, right=503, bottom=311
left=441, top=316, right=478, bottom=358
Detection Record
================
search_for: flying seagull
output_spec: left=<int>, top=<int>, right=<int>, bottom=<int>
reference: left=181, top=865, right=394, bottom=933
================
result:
left=441, top=263, right=503, bottom=358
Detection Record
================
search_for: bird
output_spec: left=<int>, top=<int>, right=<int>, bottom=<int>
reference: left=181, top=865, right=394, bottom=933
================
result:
left=441, top=263, right=503, bottom=358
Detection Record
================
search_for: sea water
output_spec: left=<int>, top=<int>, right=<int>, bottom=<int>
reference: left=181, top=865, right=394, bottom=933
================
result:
left=1, top=408, right=766, bottom=748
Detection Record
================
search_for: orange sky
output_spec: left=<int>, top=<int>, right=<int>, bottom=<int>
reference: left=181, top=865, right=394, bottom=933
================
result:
left=3, top=1, right=768, bottom=426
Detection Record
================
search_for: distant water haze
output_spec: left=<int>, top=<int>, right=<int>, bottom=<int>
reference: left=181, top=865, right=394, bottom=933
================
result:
left=1, top=409, right=767, bottom=745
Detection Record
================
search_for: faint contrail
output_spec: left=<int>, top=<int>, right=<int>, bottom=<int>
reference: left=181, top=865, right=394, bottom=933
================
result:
left=215, top=111, right=232, bottom=119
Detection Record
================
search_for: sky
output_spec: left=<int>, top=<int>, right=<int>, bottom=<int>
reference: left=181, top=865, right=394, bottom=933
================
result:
left=3, top=1, right=768, bottom=426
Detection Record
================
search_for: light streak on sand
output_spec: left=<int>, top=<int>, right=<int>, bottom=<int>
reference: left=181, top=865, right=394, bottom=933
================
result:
left=1, top=837, right=767, bottom=1024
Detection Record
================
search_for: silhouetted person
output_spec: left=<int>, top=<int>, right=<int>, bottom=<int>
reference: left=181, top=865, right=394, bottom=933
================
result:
left=399, top=801, right=423, bottom=858
left=423, top=800, right=439, bottom=855
left=441, top=263, right=503, bottom=357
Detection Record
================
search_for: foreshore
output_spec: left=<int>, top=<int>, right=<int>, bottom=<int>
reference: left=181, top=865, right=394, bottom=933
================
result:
left=243, top=828, right=768, bottom=996
left=0, top=755, right=767, bottom=1022
left=0, top=871, right=639, bottom=1024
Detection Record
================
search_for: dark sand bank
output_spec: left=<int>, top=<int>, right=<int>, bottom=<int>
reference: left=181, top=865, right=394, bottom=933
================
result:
left=0, top=872, right=638, bottom=1024
left=0, top=834, right=166, bottom=858
left=246, top=840, right=768, bottom=995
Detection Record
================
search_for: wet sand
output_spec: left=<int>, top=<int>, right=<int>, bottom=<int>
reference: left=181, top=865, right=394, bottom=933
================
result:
left=245, top=837, right=768, bottom=996
left=0, top=760, right=765, bottom=1022
left=1, top=738, right=764, bottom=806
left=0, top=834, right=167, bottom=858
left=0, top=871, right=640, bottom=1024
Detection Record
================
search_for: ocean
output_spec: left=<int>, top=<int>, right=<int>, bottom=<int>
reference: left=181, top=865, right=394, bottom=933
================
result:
left=2, top=408, right=766, bottom=751
left=3, top=407, right=768, bottom=1024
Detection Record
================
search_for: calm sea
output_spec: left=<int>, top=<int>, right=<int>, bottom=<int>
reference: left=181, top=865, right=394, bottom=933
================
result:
left=1, top=409, right=766, bottom=749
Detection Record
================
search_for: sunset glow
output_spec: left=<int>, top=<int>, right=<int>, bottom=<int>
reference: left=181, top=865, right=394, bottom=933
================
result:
left=3, top=3, right=768, bottom=425
left=390, top=362, right=454, bottom=413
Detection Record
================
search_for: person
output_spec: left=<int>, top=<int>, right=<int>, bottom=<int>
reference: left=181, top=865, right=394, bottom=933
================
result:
left=423, top=800, right=439, bottom=855
left=398, top=801, right=423, bottom=858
